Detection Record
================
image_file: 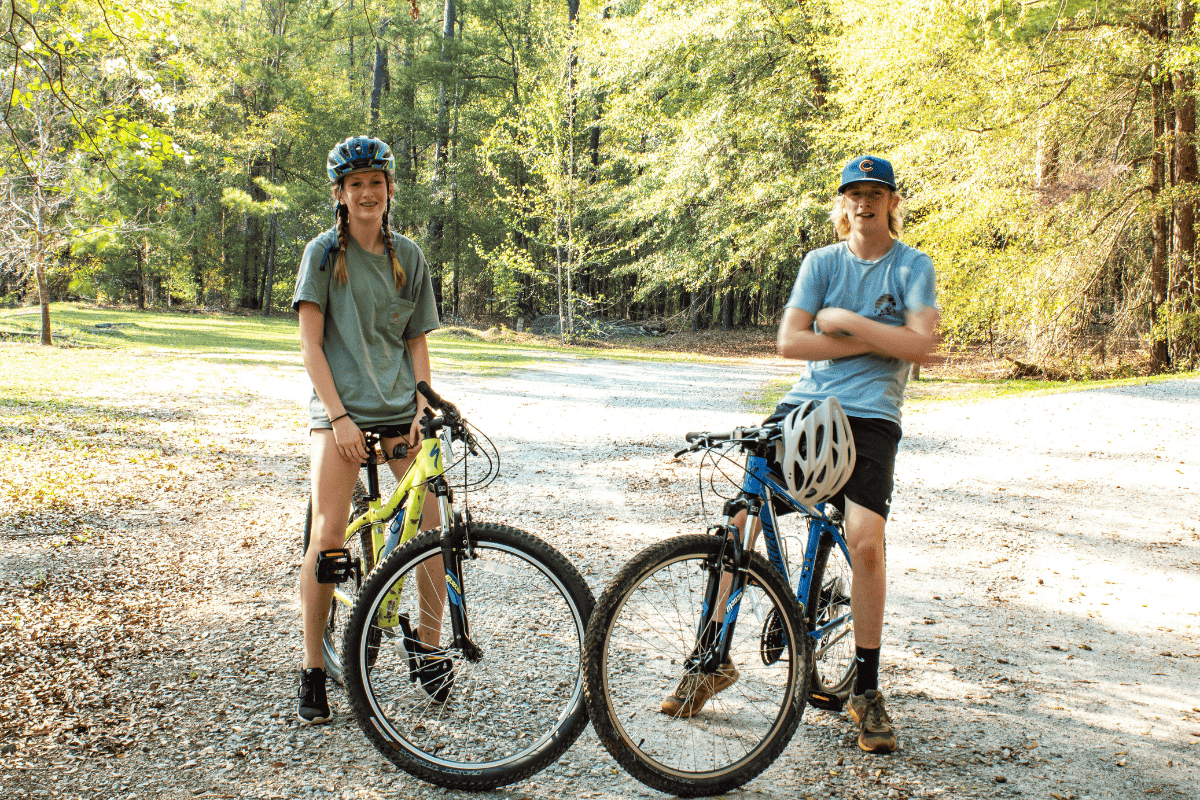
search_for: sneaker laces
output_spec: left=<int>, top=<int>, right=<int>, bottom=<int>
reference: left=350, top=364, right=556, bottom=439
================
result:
left=862, top=695, right=892, bottom=732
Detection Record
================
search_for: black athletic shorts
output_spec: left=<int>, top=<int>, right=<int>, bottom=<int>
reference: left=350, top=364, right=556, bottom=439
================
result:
left=763, top=402, right=902, bottom=520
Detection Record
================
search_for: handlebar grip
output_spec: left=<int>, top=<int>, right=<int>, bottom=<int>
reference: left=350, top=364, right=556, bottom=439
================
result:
left=417, top=381, right=445, bottom=410
left=686, top=430, right=732, bottom=443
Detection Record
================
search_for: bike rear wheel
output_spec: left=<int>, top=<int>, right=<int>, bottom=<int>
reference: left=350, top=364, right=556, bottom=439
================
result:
left=805, top=531, right=856, bottom=696
left=342, top=523, right=593, bottom=790
left=301, top=480, right=371, bottom=686
left=583, top=534, right=808, bottom=797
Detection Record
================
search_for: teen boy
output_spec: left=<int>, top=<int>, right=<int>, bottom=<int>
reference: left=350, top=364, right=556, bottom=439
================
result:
left=775, top=155, right=940, bottom=753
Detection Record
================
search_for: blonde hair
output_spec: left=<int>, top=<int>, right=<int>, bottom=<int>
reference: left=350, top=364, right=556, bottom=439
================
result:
left=331, top=171, right=407, bottom=291
left=828, top=189, right=905, bottom=240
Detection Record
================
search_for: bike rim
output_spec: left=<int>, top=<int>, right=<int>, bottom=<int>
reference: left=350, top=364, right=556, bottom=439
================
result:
left=357, top=540, right=586, bottom=771
left=599, top=550, right=800, bottom=780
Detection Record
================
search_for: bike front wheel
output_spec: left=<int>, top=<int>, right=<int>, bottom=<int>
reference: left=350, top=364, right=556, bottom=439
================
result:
left=342, top=523, right=594, bottom=790
left=583, top=534, right=809, bottom=797
left=806, top=531, right=856, bottom=696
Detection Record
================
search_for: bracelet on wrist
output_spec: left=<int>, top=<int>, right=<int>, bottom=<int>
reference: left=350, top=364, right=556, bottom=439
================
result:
left=330, top=412, right=351, bottom=424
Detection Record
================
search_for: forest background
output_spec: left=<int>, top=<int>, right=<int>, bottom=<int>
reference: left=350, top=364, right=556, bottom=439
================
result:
left=5, top=0, right=1200, bottom=373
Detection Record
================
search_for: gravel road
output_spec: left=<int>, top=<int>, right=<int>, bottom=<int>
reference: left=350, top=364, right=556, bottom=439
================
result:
left=2, top=349, right=1198, bottom=800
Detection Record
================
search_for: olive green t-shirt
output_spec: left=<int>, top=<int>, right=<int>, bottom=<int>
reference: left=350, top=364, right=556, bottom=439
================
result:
left=291, top=228, right=440, bottom=429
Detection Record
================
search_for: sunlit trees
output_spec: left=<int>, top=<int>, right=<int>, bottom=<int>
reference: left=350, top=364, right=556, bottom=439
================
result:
left=1, top=0, right=180, bottom=341
left=7, top=0, right=1200, bottom=372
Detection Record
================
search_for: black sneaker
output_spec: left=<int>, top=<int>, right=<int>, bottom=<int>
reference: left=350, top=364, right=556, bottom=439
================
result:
left=297, top=667, right=334, bottom=725
left=397, top=614, right=455, bottom=703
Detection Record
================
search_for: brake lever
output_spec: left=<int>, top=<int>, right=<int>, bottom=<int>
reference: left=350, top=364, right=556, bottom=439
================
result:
left=673, top=438, right=708, bottom=458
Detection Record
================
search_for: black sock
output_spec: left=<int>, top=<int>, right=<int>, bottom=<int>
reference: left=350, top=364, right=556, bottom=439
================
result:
left=854, top=646, right=880, bottom=695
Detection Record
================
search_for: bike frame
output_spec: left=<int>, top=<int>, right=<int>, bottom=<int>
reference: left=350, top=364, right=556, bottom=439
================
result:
left=696, top=444, right=854, bottom=669
left=743, top=453, right=853, bottom=648
left=334, top=414, right=482, bottom=660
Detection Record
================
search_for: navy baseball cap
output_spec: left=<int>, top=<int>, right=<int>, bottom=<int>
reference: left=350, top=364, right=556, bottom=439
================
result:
left=838, top=155, right=896, bottom=193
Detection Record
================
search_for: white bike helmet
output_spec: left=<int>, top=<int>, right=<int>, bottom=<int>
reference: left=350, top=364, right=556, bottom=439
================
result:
left=775, top=397, right=856, bottom=509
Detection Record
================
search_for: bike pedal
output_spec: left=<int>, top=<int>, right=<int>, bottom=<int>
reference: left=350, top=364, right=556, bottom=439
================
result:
left=315, top=548, right=359, bottom=584
left=808, top=690, right=846, bottom=712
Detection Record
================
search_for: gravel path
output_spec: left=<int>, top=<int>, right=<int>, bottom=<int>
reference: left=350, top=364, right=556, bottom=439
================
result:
left=2, top=349, right=1198, bottom=800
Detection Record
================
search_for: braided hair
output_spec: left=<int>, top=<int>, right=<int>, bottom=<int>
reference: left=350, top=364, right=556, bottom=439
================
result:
left=381, top=195, right=407, bottom=291
left=332, top=173, right=407, bottom=291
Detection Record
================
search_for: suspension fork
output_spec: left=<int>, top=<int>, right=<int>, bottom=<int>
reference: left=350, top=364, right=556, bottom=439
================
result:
left=434, top=477, right=482, bottom=661
left=694, top=495, right=760, bottom=672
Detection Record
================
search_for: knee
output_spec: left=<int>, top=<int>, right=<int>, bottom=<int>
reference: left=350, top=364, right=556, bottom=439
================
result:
left=309, top=512, right=347, bottom=552
left=846, top=525, right=886, bottom=573
left=849, top=539, right=885, bottom=573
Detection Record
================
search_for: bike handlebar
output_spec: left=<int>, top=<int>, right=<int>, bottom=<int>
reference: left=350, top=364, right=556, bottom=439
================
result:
left=417, top=381, right=461, bottom=419
left=685, top=430, right=729, bottom=443
left=676, top=425, right=779, bottom=457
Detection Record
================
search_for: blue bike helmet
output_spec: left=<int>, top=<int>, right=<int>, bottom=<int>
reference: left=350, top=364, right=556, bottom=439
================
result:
left=326, top=136, right=395, bottom=183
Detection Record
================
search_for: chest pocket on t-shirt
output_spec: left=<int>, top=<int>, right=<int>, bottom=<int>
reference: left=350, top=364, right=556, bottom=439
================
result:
left=386, top=299, right=416, bottom=339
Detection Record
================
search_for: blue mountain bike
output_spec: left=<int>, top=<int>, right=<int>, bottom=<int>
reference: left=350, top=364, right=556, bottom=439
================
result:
left=582, top=424, right=856, bottom=797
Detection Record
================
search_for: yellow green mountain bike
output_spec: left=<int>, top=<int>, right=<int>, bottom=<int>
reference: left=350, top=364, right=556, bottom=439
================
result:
left=323, top=382, right=593, bottom=790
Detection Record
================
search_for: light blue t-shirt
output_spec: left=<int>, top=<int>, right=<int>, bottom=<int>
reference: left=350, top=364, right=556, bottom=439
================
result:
left=781, top=239, right=938, bottom=426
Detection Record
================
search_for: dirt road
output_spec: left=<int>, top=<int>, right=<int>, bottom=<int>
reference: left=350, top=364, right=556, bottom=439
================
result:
left=2, top=349, right=1197, bottom=800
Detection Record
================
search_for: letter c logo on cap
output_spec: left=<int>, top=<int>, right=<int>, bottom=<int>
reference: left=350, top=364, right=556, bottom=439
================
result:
left=859, top=159, right=874, bottom=173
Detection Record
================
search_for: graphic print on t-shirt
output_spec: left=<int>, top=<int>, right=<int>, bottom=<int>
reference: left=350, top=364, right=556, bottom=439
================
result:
left=873, top=293, right=899, bottom=320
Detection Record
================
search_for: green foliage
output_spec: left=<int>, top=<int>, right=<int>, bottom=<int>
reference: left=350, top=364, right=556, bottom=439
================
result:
left=3, top=0, right=1198, bottom=371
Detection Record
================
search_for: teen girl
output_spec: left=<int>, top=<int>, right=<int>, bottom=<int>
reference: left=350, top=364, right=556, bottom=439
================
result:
left=291, top=136, right=445, bottom=724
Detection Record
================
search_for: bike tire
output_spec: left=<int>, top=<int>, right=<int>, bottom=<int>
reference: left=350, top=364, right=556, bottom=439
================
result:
left=343, top=523, right=594, bottom=790
left=301, top=480, right=371, bottom=686
left=583, top=534, right=808, bottom=797
left=805, top=531, right=856, bottom=696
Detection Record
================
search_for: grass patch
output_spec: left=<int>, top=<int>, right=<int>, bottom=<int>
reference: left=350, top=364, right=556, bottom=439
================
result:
left=904, top=370, right=1200, bottom=408
left=1, top=305, right=749, bottom=377
left=747, top=369, right=1200, bottom=417
left=0, top=303, right=300, bottom=353
left=0, top=342, right=293, bottom=538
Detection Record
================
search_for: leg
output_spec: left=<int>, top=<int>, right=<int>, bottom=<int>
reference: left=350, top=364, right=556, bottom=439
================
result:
left=301, top=429, right=360, bottom=670
left=842, top=499, right=886, bottom=652
left=660, top=509, right=754, bottom=717
left=383, top=434, right=444, bottom=649
left=842, top=498, right=897, bottom=754
left=297, top=429, right=359, bottom=724
left=714, top=508, right=761, bottom=621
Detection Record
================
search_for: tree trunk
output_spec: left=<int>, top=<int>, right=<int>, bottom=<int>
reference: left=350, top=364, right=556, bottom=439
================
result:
left=427, top=0, right=456, bottom=286
left=135, top=242, right=146, bottom=310
left=34, top=183, right=51, bottom=345
left=262, top=214, right=278, bottom=316
left=398, top=39, right=416, bottom=187
left=370, top=18, right=391, bottom=135
left=1150, top=41, right=1171, bottom=371
left=1035, top=129, right=1060, bottom=189
left=192, top=204, right=203, bottom=305
left=1174, top=0, right=1199, bottom=361
left=241, top=216, right=261, bottom=309
left=556, top=0, right=580, bottom=340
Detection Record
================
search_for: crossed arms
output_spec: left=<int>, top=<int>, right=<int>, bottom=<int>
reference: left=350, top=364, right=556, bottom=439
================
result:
left=776, top=306, right=941, bottom=366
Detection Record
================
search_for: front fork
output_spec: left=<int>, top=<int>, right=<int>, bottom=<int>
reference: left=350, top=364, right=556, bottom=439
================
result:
left=692, top=495, right=760, bottom=673
left=434, top=478, right=483, bottom=661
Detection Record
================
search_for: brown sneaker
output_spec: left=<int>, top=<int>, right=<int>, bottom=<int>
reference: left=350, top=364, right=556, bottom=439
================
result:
left=847, top=689, right=898, bottom=753
left=660, top=661, right=740, bottom=718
